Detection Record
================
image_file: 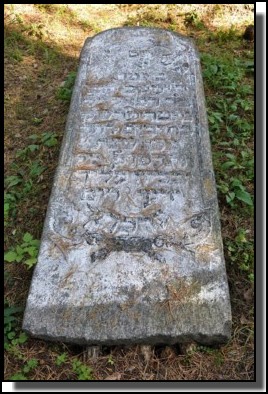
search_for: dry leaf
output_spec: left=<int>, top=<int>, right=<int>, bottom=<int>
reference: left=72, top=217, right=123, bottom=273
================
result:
left=180, top=342, right=197, bottom=355
left=140, top=345, right=153, bottom=362
left=243, top=288, right=253, bottom=302
left=104, top=372, right=122, bottom=380
left=160, top=346, right=177, bottom=359
left=240, top=314, right=250, bottom=325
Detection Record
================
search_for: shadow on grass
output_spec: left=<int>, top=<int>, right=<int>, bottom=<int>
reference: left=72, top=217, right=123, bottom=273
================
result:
left=4, top=19, right=80, bottom=238
left=32, top=3, right=101, bottom=33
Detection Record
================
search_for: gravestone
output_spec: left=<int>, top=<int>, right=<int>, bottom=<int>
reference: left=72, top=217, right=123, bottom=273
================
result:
left=23, top=28, right=232, bottom=345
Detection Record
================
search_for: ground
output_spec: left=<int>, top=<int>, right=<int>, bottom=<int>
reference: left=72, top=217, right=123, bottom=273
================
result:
left=4, top=4, right=254, bottom=381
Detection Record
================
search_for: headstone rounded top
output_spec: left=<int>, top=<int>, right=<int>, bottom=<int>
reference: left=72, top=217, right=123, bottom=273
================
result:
left=84, top=27, right=197, bottom=58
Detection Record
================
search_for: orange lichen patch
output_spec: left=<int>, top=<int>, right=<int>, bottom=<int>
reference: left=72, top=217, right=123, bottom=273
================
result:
left=166, top=279, right=201, bottom=303
left=95, top=102, right=112, bottom=111
left=195, top=243, right=218, bottom=264
left=203, top=177, right=215, bottom=198
left=113, top=90, right=123, bottom=97
left=110, top=134, right=129, bottom=139
left=157, top=279, right=201, bottom=321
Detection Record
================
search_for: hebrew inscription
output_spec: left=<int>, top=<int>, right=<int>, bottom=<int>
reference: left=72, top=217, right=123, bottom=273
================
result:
left=23, top=28, right=232, bottom=345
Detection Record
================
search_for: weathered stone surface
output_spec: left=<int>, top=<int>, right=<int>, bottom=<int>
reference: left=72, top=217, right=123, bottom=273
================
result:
left=23, top=27, right=232, bottom=345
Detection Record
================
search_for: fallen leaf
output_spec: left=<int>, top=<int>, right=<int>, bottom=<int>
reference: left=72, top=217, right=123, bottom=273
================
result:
left=104, top=372, right=121, bottom=380
left=243, top=288, right=253, bottom=302
left=180, top=342, right=197, bottom=355
left=160, top=346, right=177, bottom=358
left=240, top=314, right=250, bottom=325
left=126, top=366, right=136, bottom=372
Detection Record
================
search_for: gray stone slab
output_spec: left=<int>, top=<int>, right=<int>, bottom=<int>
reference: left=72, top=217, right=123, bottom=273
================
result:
left=23, top=27, right=232, bottom=346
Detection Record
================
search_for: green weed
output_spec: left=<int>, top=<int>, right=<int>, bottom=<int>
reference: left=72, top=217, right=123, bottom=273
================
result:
left=16, top=132, right=58, bottom=159
left=5, top=175, right=22, bottom=189
left=32, top=117, right=43, bottom=125
left=4, top=131, right=57, bottom=215
left=4, top=232, right=40, bottom=269
left=9, top=373, right=27, bottom=380
left=202, top=53, right=253, bottom=210
left=4, top=301, right=24, bottom=346
left=107, top=354, right=114, bottom=365
left=217, top=177, right=253, bottom=208
left=214, top=351, right=224, bottom=366
left=56, top=71, right=77, bottom=102
left=10, top=358, right=38, bottom=380
left=40, top=132, right=58, bottom=147
left=210, top=27, right=240, bottom=43
left=196, top=345, right=215, bottom=354
left=4, top=193, right=17, bottom=226
left=226, top=229, right=253, bottom=281
left=202, top=54, right=244, bottom=91
left=72, top=359, right=93, bottom=380
left=55, top=352, right=68, bottom=366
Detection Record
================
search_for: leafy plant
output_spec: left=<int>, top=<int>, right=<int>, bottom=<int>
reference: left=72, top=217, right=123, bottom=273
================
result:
left=107, top=354, right=114, bottom=365
left=4, top=300, right=24, bottom=346
left=5, top=332, right=28, bottom=359
left=9, top=372, right=27, bottom=380
left=4, top=192, right=17, bottom=226
left=41, top=132, right=58, bottom=147
left=4, top=232, right=40, bottom=269
left=211, top=27, right=240, bottom=43
left=5, top=175, right=22, bottom=189
left=226, top=229, right=253, bottom=281
left=16, top=132, right=58, bottom=160
left=23, top=358, right=39, bottom=373
left=9, top=358, right=38, bottom=380
left=29, top=161, right=46, bottom=178
left=56, top=71, right=77, bottom=101
left=196, top=345, right=215, bottom=354
left=16, top=144, right=39, bottom=159
left=28, top=132, right=58, bottom=147
left=201, top=54, right=244, bottom=91
left=55, top=352, right=67, bottom=366
left=214, top=351, right=224, bottom=366
left=72, top=359, right=93, bottom=380
left=5, top=157, right=47, bottom=206
left=217, top=177, right=253, bottom=208
left=202, top=53, right=253, bottom=211
left=32, top=117, right=43, bottom=125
